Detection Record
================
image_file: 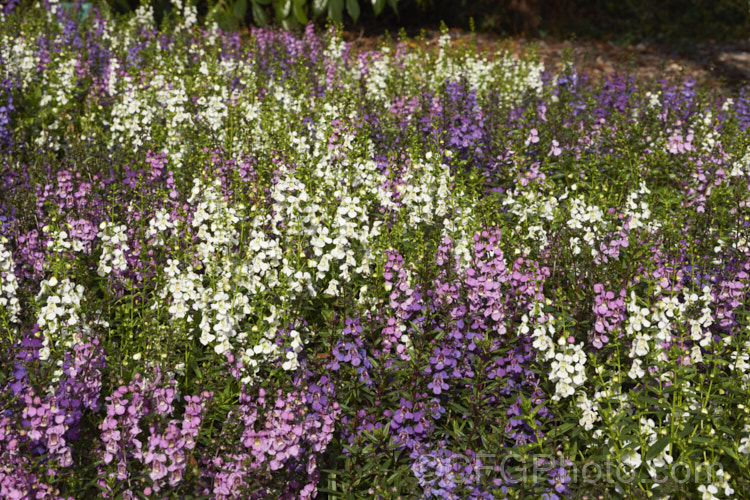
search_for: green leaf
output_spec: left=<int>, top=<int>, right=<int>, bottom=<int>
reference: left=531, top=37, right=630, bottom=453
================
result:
left=644, top=397, right=665, bottom=409
left=550, top=422, right=576, bottom=438
left=275, top=0, right=291, bottom=19
left=452, top=418, right=466, bottom=438
left=644, top=436, right=670, bottom=461
left=207, top=0, right=227, bottom=22
left=252, top=1, right=268, bottom=24
left=292, top=0, right=308, bottom=23
left=677, top=426, right=693, bottom=439
left=360, top=459, right=379, bottom=473
left=312, top=0, right=327, bottom=16
left=387, top=468, right=404, bottom=485
left=346, top=0, right=360, bottom=22
left=386, top=0, right=397, bottom=14
left=255, top=0, right=272, bottom=4
left=280, top=15, right=297, bottom=28
left=447, top=400, right=469, bottom=414
left=233, top=0, right=248, bottom=19
left=718, top=426, right=735, bottom=436
left=328, top=0, right=343, bottom=23
left=720, top=445, right=739, bottom=461
left=371, top=0, right=385, bottom=15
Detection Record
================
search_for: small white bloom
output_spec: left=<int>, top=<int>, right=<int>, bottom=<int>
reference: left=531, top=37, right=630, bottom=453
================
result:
left=628, top=359, right=645, bottom=379
left=622, top=450, right=642, bottom=470
left=697, top=485, right=719, bottom=500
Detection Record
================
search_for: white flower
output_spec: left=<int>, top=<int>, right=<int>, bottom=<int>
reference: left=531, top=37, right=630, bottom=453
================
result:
left=323, top=279, right=340, bottom=296
left=698, top=485, right=719, bottom=500
left=630, top=333, right=651, bottom=357
left=214, top=338, right=231, bottom=355
left=690, top=344, right=703, bottom=363
left=199, top=330, right=215, bottom=346
left=38, top=347, right=51, bottom=361
left=282, top=350, right=299, bottom=371
left=579, top=409, right=598, bottom=431
left=628, top=359, right=645, bottom=379
left=715, top=468, right=734, bottom=496
left=532, top=334, right=552, bottom=354
left=622, top=450, right=642, bottom=470
left=0, top=242, right=21, bottom=323
left=739, top=436, right=750, bottom=454
left=554, top=379, right=575, bottom=400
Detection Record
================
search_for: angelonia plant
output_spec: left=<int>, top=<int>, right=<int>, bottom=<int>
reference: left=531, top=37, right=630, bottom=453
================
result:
left=1, top=1, right=750, bottom=499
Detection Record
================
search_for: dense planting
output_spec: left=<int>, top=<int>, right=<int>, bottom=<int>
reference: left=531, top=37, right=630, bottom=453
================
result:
left=2, top=2, right=750, bottom=499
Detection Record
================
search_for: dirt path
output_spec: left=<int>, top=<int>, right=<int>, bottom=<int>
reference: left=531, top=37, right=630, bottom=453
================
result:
left=343, top=28, right=750, bottom=91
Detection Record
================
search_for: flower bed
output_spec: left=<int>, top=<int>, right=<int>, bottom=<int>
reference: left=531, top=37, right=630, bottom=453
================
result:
left=1, top=2, right=750, bottom=499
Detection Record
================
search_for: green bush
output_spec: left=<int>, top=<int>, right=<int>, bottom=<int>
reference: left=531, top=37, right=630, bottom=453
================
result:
left=106, top=0, right=397, bottom=29
left=207, top=0, right=397, bottom=29
left=106, top=0, right=750, bottom=42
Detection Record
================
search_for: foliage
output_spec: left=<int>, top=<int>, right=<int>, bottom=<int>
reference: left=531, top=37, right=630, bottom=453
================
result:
left=105, top=0, right=398, bottom=29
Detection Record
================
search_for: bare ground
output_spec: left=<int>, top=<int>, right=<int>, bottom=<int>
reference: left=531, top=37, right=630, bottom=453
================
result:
left=343, top=28, right=750, bottom=91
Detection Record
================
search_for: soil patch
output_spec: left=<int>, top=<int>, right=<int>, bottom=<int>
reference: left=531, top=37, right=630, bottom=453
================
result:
left=342, top=28, right=750, bottom=91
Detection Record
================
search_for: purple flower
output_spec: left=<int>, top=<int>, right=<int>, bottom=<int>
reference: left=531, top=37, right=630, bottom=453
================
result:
left=548, top=466, right=572, bottom=494
left=428, top=371, right=449, bottom=395
left=525, top=128, right=540, bottom=146
left=548, top=139, right=562, bottom=157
